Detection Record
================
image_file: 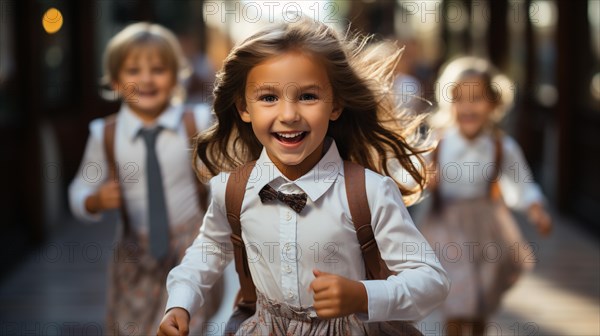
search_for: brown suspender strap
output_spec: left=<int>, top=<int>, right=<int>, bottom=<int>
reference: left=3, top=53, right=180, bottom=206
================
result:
left=489, top=132, right=504, bottom=201
left=343, top=161, right=395, bottom=280
left=103, top=115, right=118, bottom=181
left=103, top=114, right=131, bottom=234
left=182, top=109, right=210, bottom=212
left=225, top=161, right=258, bottom=311
left=344, top=162, right=422, bottom=336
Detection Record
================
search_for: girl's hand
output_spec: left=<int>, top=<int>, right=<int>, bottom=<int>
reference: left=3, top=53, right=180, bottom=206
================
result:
left=309, top=269, right=368, bottom=319
left=528, top=203, right=552, bottom=237
left=86, top=181, right=121, bottom=213
left=157, top=307, right=190, bottom=336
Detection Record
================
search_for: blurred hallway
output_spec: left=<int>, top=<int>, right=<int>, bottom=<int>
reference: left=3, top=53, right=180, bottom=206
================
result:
left=1, top=209, right=597, bottom=335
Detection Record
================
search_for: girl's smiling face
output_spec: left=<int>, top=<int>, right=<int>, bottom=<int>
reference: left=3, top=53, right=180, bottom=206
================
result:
left=452, top=76, right=497, bottom=139
left=237, top=51, right=342, bottom=180
left=113, top=47, right=176, bottom=123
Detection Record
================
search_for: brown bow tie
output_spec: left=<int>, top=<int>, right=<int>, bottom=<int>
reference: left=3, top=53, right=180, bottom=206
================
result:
left=258, top=184, right=307, bottom=213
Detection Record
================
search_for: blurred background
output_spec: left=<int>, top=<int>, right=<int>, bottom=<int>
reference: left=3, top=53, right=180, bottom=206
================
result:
left=0, top=0, right=598, bottom=335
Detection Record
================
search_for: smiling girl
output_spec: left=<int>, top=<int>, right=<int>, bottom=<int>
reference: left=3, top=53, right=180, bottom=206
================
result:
left=421, top=56, right=552, bottom=335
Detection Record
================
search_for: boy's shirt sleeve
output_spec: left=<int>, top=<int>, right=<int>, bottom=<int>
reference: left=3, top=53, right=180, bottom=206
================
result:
left=68, top=118, right=107, bottom=223
left=359, top=173, right=450, bottom=322
left=166, top=172, right=234, bottom=314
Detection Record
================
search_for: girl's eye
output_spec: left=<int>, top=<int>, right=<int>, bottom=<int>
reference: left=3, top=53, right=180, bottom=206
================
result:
left=299, top=93, right=318, bottom=101
left=259, top=95, right=278, bottom=103
left=152, top=67, right=166, bottom=74
left=125, top=68, right=139, bottom=75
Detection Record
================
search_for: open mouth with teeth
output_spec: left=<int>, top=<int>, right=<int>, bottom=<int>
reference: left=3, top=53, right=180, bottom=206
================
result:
left=272, top=131, right=308, bottom=144
left=457, top=113, right=481, bottom=123
left=137, top=90, right=158, bottom=98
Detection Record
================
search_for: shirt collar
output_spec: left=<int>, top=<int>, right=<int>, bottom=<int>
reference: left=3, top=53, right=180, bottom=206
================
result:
left=246, top=137, right=344, bottom=203
left=119, top=103, right=185, bottom=141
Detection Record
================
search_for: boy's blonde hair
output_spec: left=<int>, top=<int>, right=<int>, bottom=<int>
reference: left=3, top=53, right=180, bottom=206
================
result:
left=101, top=22, right=191, bottom=102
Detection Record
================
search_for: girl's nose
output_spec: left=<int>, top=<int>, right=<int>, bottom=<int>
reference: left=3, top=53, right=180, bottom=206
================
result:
left=278, top=101, right=300, bottom=123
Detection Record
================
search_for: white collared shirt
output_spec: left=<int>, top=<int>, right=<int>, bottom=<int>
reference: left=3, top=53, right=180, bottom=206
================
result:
left=437, top=127, right=544, bottom=210
left=68, top=103, right=213, bottom=233
left=166, top=139, right=449, bottom=322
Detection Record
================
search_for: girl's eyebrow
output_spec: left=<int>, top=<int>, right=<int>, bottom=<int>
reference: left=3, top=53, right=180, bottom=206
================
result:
left=250, top=83, right=323, bottom=92
left=299, top=84, right=322, bottom=91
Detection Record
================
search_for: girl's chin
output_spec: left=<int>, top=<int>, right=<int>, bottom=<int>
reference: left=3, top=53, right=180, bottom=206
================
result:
left=272, top=155, right=306, bottom=167
left=129, top=102, right=170, bottom=114
left=459, top=126, right=485, bottom=138
left=134, top=100, right=169, bottom=108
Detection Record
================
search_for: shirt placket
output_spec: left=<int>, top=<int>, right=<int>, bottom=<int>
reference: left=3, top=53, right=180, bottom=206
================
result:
left=278, top=184, right=300, bottom=305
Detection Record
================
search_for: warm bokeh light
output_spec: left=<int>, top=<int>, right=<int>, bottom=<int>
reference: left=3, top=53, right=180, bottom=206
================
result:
left=42, top=8, right=63, bottom=34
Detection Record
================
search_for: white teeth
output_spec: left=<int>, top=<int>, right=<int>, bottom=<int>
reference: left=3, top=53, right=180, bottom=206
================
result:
left=277, top=132, right=303, bottom=138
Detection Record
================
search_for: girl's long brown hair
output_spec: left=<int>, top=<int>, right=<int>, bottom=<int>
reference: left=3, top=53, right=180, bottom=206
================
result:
left=194, top=18, right=431, bottom=205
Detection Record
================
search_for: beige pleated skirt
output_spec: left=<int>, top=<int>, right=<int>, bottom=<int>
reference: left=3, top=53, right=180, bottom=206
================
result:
left=232, top=290, right=423, bottom=336
left=235, top=290, right=367, bottom=335
left=420, top=198, right=534, bottom=318
left=105, top=219, right=223, bottom=336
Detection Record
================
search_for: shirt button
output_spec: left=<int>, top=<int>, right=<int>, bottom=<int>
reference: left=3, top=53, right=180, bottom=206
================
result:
left=285, top=212, right=292, bottom=221
left=288, top=291, right=294, bottom=298
left=285, top=265, right=292, bottom=273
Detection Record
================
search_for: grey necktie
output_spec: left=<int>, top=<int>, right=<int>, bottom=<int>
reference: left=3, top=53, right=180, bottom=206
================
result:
left=139, top=126, right=169, bottom=260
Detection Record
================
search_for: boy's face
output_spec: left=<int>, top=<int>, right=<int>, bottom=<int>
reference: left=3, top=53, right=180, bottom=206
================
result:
left=452, top=76, right=497, bottom=139
left=238, top=51, right=342, bottom=179
left=113, top=47, right=176, bottom=121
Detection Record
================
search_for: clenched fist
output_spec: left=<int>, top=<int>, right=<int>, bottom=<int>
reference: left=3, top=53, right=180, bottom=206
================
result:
left=309, top=269, right=368, bottom=319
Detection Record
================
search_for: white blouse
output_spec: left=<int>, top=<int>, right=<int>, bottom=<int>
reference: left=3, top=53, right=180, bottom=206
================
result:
left=436, top=127, right=544, bottom=210
left=166, top=139, right=449, bottom=322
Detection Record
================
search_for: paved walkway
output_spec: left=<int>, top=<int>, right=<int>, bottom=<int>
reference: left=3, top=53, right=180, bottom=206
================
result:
left=0, top=211, right=598, bottom=335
